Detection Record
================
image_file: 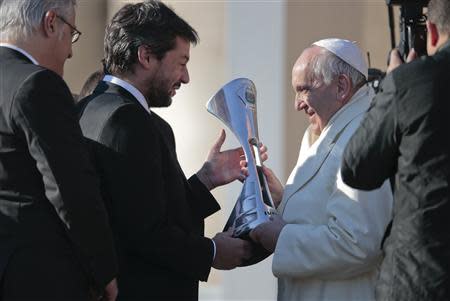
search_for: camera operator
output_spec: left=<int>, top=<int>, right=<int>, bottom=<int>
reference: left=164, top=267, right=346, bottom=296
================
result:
left=341, top=0, right=450, bottom=299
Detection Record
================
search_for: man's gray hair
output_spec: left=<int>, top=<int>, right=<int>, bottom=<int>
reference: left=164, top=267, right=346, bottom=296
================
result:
left=0, top=0, right=76, bottom=42
left=309, top=47, right=366, bottom=88
left=428, top=0, right=450, bottom=35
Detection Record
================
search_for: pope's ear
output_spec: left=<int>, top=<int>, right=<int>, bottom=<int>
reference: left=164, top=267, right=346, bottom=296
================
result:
left=337, top=74, right=352, bottom=102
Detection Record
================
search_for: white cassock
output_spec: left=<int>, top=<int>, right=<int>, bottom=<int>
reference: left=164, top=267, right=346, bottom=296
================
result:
left=273, top=85, right=393, bottom=301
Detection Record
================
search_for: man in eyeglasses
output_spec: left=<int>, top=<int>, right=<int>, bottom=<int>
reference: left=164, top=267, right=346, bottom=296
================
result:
left=0, top=1, right=118, bottom=300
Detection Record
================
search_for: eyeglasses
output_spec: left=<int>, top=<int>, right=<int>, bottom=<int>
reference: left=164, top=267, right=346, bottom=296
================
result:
left=56, top=15, right=81, bottom=44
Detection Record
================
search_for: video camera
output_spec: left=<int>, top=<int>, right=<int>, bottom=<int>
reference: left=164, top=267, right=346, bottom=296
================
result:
left=368, top=0, right=429, bottom=91
left=386, top=0, right=429, bottom=60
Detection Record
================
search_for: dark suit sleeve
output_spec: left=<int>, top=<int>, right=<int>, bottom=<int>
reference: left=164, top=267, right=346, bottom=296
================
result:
left=99, top=104, right=215, bottom=281
left=188, top=174, right=221, bottom=220
left=10, top=69, right=117, bottom=288
left=341, top=74, right=400, bottom=190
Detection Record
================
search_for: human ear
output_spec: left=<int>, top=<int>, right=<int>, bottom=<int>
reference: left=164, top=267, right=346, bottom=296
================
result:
left=427, top=21, right=439, bottom=47
left=337, top=74, right=351, bottom=102
left=137, top=45, right=157, bottom=70
left=42, top=11, right=58, bottom=38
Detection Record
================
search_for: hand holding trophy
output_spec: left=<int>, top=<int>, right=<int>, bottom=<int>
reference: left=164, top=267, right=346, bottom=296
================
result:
left=206, top=78, right=276, bottom=265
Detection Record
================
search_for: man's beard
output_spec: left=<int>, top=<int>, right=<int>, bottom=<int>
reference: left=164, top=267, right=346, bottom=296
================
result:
left=146, top=84, right=172, bottom=108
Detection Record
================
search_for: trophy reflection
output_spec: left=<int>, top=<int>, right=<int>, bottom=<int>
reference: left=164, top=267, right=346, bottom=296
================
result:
left=206, top=78, right=276, bottom=239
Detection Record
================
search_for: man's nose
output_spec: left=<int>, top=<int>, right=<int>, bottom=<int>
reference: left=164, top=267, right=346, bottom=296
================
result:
left=181, top=68, right=190, bottom=84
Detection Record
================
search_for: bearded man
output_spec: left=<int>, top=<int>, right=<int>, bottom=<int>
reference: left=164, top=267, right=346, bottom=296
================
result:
left=77, top=1, right=253, bottom=300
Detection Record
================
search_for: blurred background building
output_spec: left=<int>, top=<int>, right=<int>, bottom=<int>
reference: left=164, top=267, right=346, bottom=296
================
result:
left=66, top=1, right=393, bottom=299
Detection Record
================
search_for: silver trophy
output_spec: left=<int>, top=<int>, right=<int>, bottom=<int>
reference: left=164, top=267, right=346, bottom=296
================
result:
left=206, top=78, right=276, bottom=239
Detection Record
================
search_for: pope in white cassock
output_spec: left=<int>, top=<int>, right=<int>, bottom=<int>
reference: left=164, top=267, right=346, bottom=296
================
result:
left=250, top=38, right=393, bottom=301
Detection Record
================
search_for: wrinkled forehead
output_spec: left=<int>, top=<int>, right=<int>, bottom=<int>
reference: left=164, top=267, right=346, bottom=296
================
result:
left=293, top=46, right=323, bottom=73
left=292, top=47, right=323, bottom=84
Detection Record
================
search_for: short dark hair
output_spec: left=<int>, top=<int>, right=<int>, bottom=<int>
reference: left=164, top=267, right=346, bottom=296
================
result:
left=428, top=0, right=450, bottom=35
left=103, top=0, right=199, bottom=75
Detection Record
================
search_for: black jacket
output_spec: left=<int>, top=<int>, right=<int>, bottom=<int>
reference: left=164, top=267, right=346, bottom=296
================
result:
left=77, top=81, right=220, bottom=300
left=341, top=41, right=450, bottom=300
left=0, top=47, right=117, bottom=299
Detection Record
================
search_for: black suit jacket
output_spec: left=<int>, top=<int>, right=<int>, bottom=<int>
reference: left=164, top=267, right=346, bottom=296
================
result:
left=77, top=81, right=220, bottom=300
left=0, top=47, right=117, bottom=298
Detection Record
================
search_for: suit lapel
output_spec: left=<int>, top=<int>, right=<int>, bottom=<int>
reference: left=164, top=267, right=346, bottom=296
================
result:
left=279, top=86, right=372, bottom=213
left=149, top=113, right=189, bottom=180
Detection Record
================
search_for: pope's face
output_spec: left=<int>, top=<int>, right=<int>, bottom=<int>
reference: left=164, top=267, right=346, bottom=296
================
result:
left=292, top=47, right=341, bottom=136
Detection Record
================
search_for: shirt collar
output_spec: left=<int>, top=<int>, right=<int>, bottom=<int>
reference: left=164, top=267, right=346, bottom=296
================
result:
left=323, top=84, right=371, bottom=132
left=102, top=75, right=151, bottom=114
left=0, top=43, right=39, bottom=65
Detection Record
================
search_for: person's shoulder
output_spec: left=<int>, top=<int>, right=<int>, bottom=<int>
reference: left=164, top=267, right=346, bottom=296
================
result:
left=13, top=67, right=73, bottom=110
left=79, top=90, right=151, bottom=127
left=379, top=55, right=439, bottom=105
left=13, top=60, right=44, bottom=76
left=79, top=89, right=125, bottom=108
left=78, top=92, right=155, bottom=145
left=13, top=64, right=66, bottom=91
left=392, top=54, right=440, bottom=86
left=78, top=86, right=137, bottom=114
